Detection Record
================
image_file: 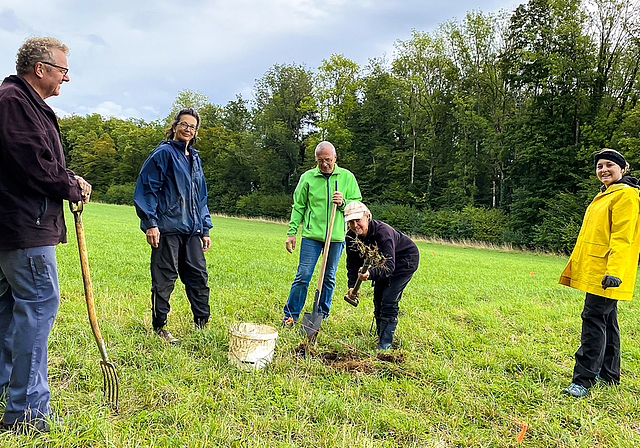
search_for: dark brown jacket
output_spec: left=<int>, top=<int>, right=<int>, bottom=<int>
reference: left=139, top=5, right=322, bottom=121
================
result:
left=0, top=75, right=81, bottom=250
left=346, top=219, right=420, bottom=288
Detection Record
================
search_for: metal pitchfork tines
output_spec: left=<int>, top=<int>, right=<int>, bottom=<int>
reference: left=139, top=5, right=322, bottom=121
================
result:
left=70, top=201, right=119, bottom=411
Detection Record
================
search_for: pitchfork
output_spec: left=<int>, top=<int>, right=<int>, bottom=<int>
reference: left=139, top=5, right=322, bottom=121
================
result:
left=70, top=202, right=119, bottom=411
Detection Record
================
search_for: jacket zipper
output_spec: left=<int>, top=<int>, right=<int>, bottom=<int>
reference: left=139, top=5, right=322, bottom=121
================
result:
left=36, top=197, right=48, bottom=225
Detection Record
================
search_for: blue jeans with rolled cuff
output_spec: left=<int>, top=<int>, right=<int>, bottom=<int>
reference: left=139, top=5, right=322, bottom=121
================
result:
left=0, top=246, right=59, bottom=425
left=283, top=238, right=345, bottom=321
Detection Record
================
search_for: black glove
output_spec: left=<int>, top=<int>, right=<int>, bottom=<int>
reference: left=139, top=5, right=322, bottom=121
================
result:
left=601, top=275, right=622, bottom=290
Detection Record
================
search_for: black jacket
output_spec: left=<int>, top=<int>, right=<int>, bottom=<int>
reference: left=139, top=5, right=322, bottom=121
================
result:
left=346, top=219, right=420, bottom=288
left=0, top=75, right=82, bottom=250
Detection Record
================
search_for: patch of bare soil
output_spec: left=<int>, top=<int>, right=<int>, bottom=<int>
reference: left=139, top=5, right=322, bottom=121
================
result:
left=293, top=344, right=406, bottom=374
left=319, top=351, right=374, bottom=374
left=376, top=352, right=405, bottom=364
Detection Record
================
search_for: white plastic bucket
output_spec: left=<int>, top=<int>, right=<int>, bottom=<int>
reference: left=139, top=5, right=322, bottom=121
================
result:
left=228, top=323, right=278, bottom=371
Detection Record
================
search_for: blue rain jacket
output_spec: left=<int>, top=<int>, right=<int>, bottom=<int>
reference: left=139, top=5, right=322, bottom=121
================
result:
left=134, top=140, right=212, bottom=237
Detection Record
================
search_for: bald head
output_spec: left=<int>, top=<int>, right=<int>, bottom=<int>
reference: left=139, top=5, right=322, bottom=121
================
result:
left=315, top=141, right=336, bottom=157
left=315, top=141, right=337, bottom=174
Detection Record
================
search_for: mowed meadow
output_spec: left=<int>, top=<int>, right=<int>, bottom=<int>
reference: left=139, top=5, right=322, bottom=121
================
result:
left=1, top=202, right=639, bottom=447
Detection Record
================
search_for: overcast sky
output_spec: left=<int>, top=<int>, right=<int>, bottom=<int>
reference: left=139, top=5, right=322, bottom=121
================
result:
left=0, top=0, right=520, bottom=122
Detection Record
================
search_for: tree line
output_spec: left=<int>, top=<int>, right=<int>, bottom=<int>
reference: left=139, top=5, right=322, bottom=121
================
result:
left=59, top=0, right=640, bottom=253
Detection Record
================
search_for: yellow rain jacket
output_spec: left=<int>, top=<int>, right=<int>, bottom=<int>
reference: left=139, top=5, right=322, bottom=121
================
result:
left=559, top=183, right=640, bottom=301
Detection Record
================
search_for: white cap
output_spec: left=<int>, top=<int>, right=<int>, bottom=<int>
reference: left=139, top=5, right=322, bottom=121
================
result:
left=344, top=201, right=370, bottom=222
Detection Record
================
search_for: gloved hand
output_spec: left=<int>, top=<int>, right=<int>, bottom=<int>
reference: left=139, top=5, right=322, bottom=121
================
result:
left=601, top=275, right=622, bottom=290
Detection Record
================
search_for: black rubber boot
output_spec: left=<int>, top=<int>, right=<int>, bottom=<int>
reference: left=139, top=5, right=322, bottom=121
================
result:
left=370, top=316, right=381, bottom=337
left=194, top=317, right=208, bottom=329
left=376, top=319, right=398, bottom=350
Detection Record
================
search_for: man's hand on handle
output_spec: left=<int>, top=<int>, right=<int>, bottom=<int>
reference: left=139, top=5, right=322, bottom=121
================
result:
left=332, top=191, right=344, bottom=206
left=75, top=176, right=92, bottom=204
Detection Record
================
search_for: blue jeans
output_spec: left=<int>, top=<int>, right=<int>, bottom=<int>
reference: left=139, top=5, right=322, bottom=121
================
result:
left=284, top=238, right=345, bottom=321
left=0, top=246, right=59, bottom=424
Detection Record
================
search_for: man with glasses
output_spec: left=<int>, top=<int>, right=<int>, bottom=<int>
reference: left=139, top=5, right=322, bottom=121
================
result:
left=283, top=141, right=361, bottom=326
left=0, top=37, right=91, bottom=433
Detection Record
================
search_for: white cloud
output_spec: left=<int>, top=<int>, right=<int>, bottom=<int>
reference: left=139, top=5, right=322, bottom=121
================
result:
left=0, top=0, right=518, bottom=122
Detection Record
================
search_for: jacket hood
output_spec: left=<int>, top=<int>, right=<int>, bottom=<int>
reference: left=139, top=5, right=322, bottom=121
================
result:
left=601, top=175, right=640, bottom=192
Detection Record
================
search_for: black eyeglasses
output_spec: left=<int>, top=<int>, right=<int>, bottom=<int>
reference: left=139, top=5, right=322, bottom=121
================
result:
left=39, top=61, right=69, bottom=76
left=177, top=121, right=197, bottom=131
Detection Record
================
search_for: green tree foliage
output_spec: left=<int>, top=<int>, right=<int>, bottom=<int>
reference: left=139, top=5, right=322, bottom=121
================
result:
left=56, top=0, right=640, bottom=249
left=252, top=63, right=315, bottom=194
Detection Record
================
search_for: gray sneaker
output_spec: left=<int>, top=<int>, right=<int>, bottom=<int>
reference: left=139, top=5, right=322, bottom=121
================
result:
left=156, top=329, right=180, bottom=344
left=562, top=383, right=589, bottom=398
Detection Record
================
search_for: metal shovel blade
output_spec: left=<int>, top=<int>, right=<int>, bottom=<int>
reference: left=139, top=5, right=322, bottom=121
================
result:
left=301, top=288, right=323, bottom=344
left=301, top=311, right=323, bottom=345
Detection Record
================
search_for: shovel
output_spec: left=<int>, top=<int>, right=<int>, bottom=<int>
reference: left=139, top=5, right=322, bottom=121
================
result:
left=70, top=202, right=119, bottom=410
left=301, top=202, right=338, bottom=345
left=343, top=260, right=370, bottom=307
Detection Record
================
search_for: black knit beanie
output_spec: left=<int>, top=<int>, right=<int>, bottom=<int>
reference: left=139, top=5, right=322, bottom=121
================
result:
left=594, top=150, right=627, bottom=171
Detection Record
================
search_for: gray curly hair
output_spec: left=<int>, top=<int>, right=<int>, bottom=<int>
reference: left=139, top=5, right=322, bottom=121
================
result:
left=16, top=37, right=69, bottom=76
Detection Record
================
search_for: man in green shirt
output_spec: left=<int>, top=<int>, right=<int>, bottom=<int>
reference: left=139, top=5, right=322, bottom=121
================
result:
left=283, top=141, right=361, bottom=325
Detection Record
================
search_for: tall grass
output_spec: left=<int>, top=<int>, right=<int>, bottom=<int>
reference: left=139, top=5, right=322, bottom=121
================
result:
left=1, top=202, right=639, bottom=447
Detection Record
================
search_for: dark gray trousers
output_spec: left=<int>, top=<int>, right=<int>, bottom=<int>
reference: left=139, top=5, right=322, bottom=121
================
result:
left=372, top=273, right=414, bottom=322
left=150, top=234, right=210, bottom=330
left=572, top=292, right=620, bottom=387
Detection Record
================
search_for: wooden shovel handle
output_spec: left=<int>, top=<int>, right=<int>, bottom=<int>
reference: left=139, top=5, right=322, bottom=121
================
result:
left=315, top=202, right=338, bottom=294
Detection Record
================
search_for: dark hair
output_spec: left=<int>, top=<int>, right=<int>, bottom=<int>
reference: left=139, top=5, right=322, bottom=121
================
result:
left=165, top=108, right=200, bottom=145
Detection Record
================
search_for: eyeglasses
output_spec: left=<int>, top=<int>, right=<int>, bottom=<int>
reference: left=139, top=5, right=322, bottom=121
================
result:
left=39, top=61, right=69, bottom=76
left=316, top=157, right=335, bottom=164
left=177, top=122, right=197, bottom=131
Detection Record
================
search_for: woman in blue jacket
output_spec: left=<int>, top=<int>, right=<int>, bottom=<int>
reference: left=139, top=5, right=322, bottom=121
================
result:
left=134, top=108, right=212, bottom=343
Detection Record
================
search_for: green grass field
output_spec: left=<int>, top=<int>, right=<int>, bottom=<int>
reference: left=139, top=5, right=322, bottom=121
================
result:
left=1, top=202, right=639, bottom=447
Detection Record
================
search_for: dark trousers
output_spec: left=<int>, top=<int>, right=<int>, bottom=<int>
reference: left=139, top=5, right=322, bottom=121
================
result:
left=572, top=292, right=620, bottom=387
left=150, top=234, right=210, bottom=330
left=373, top=273, right=414, bottom=323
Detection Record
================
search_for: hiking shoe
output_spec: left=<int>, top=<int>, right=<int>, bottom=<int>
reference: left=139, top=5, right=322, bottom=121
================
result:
left=2, top=414, right=63, bottom=434
left=281, top=316, right=295, bottom=328
left=562, top=383, right=589, bottom=398
left=595, top=375, right=618, bottom=386
left=156, top=329, right=180, bottom=344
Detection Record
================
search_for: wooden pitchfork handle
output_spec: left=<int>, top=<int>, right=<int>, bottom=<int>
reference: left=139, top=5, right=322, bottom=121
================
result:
left=70, top=201, right=119, bottom=410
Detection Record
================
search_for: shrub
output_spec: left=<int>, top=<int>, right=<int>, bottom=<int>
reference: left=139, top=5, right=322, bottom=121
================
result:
left=532, top=193, right=585, bottom=253
left=103, top=183, right=135, bottom=205
left=235, top=192, right=292, bottom=220
left=369, top=202, right=423, bottom=235
left=460, top=206, right=508, bottom=244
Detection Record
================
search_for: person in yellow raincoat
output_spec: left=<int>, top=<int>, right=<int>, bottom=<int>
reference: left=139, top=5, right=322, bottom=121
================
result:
left=559, top=149, right=640, bottom=398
